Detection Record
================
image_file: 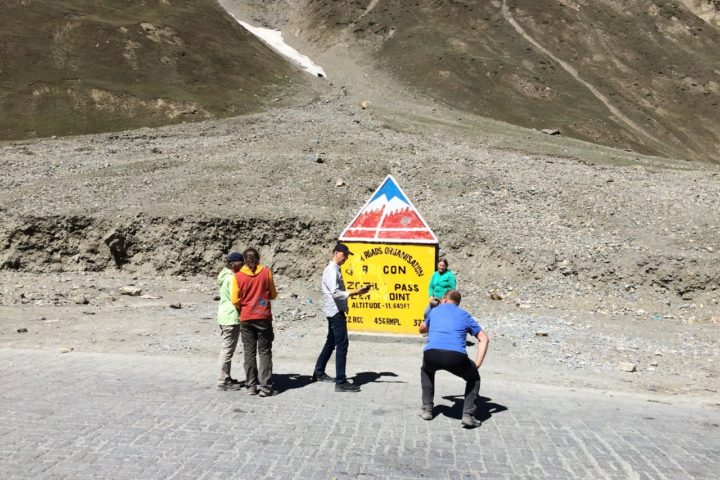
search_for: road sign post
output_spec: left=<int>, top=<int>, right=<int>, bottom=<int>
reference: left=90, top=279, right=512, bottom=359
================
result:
left=339, top=175, right=438, bottom=335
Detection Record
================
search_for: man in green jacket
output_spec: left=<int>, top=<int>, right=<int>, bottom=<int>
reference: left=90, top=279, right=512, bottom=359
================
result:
left=217, top=252, right=244, bottom=390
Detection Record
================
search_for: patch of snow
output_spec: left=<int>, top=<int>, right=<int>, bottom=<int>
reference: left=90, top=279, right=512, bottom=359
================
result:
left=226, top=14, right=326, bottom=78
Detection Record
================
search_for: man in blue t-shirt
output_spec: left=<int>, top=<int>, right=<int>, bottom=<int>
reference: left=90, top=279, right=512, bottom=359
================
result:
left=418, top=289, right=490, bottom=428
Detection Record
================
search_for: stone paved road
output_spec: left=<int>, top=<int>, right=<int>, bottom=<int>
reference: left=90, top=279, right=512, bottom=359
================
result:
left=1, top=347, right=718, bottom=479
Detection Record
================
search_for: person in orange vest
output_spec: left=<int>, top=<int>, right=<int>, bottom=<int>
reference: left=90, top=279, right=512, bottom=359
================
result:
left=235, top=247, right=278, bottom=397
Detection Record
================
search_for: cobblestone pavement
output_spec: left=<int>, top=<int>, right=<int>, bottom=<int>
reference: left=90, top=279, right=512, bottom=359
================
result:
left=1, top=347, right=718, bottom=479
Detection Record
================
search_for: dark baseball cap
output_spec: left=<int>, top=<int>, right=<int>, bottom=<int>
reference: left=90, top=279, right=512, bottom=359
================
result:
left=333, top=242, right=353, bottom=255
left=227, top=252, right=244, bottom=263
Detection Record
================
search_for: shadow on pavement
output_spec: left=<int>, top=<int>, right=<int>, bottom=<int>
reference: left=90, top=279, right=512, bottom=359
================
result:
left=273, top=373, right=314, bottom=394
left=352, top=371, right=404, bottom=387
left=437, top=394, right=508, bottom=421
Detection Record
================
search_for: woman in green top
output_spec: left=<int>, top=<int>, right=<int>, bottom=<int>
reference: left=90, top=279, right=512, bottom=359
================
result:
left=428, top=258, right=457, bottom=306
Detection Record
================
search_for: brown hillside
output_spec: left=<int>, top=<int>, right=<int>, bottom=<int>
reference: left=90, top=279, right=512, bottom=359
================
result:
left=288, top=0, right=720, bottom=163
left=0, top=0, right=316, bottom=140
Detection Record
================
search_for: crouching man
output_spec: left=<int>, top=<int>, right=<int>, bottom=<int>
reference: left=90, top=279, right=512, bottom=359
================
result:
left=418, top=289, right=489, bottom=428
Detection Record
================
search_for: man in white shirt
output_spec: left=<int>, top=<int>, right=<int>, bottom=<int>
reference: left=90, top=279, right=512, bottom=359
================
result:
left=313, top=242, right=370, bottom=392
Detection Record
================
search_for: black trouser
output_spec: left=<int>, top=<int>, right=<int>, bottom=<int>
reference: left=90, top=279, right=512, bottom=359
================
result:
left=314, top=311, right=349, bottom=384
left=421, top=349, right=480, bottom=416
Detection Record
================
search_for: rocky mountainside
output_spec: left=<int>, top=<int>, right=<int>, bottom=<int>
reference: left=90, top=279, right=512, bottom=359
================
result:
left=682, top=0, right=720, bottom=26
left=0, top=0, right=317, bottom=141
left=274, top=0, right=720, bottom=163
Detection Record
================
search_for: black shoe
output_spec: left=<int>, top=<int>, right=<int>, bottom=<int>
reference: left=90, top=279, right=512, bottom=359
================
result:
left=312, top=372, right=336, bottom=383
left=461, top=414, right=482, bottom=428
left=335, top=381, right=360, bottom=393
left=217, top=378, right=242, bottom=391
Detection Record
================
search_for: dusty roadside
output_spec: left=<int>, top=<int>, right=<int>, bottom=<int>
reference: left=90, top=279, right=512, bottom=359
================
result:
left=2, top=271, right=717, bottom=401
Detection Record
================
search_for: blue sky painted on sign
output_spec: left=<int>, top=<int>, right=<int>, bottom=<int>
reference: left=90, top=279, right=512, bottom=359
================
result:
left=370, top=177, right=408, bottom=203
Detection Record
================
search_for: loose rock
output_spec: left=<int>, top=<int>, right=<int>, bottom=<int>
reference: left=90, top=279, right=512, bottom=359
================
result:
left=73, top=295, right=89, bottom=305
left=119, top=286, right=142, bottom=296
left=618, top=362, right=637, bottom=372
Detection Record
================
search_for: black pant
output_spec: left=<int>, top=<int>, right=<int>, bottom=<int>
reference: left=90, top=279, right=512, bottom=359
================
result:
left=314, top=311, right=349, bottom=384
left=421, top=349, right=480, bottom=416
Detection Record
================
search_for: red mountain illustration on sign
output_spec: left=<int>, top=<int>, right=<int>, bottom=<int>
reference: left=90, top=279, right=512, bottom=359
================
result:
left=350, top=207, right=384, bottom=228
left=381, top=208, right=424, bottom=228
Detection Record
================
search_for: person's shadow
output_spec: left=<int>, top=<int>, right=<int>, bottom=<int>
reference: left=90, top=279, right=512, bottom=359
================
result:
left=271, top=371, right=404, bottom=395
left=352, top=371, right=404, bottom=387
left=435, top=394, right=508, bottom=422
left=272, top=373, right=314, bottom=394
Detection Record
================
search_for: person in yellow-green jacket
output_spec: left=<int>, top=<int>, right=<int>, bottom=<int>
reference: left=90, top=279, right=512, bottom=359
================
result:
left=216, top=251, right=244, bottom=391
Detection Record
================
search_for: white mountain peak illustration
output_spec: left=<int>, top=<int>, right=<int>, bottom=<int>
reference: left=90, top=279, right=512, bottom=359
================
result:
left=364, top=194, right=387, bottom=213
left=385, top=196, right=410, bottom=214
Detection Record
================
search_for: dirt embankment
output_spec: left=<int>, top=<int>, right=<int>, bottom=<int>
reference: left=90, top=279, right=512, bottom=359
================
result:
left=0, top=214, right=334, bottom=279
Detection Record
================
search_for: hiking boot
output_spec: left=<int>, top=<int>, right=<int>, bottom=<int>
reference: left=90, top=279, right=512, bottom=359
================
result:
left=311, top=372, right=335, bottom=383
left=334, top=380, right=360, bottom=393
left=258, top=386, right=275, bottom=397
left=419, top=408, right=433, bottom=421
left=461, top=414, right=482, bottom=429
left=246, top=386, right=258, bottom=395
left=217, top=378, right=242, bottom=391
